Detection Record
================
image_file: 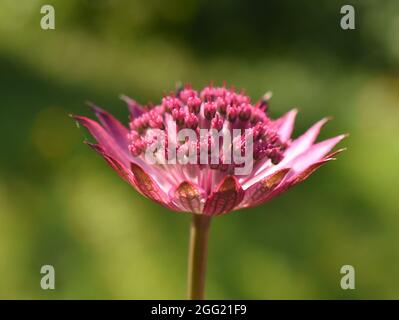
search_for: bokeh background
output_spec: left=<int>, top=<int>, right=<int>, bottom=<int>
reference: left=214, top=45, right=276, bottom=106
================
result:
left=0, top=0, right=398, bottom=299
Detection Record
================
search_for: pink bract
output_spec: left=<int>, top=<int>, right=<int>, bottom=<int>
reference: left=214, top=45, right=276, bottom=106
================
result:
left=73, top=84, right=346, bottom=216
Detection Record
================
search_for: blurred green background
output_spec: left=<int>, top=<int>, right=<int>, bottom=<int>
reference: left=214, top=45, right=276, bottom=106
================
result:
left=0, top=0, right=398, bottom=299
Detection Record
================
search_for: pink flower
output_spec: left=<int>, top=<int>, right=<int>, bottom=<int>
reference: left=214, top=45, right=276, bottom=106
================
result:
left=73, top=85, right=346, bottom=216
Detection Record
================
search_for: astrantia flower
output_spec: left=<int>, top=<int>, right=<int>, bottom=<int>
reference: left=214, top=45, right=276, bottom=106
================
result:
left=73, top=84, right=346, bottom=299
left=73, top=85, right=345, bottom=216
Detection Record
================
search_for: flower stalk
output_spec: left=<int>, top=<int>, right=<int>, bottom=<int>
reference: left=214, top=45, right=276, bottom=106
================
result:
left=187, top=214, right=212, bottom=300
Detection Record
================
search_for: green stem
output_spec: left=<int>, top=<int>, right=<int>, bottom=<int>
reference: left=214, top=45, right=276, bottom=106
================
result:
left=187, top=214, right=212, bottom=300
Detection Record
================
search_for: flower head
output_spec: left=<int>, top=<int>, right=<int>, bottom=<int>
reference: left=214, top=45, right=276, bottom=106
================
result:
left=73, top=84, right=346, bottom=215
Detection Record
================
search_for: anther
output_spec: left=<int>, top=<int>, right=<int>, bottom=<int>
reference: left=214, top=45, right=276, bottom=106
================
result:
left=204, top=102, right=217, bottom=120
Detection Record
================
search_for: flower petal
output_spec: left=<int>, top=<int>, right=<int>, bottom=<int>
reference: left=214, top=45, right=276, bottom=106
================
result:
left=121, top=95, right=146, bottom=119
left=274, top=108, right=298, bottom=143
left=203, top=176, right=244, bottom=215
left=171, top=181, right=205, bottom=213
left=289, top=134, right=347, bottom=174
left=89, top=103, right=129, bottom=148
left=244, top=130, right=346, bottom=191
left=283, top=147, right=346, bottom=187
left=73, top=115, right=130, bottom=166
left=130, top=163, right=171, bottom=207
left=291, top=159, right=334, bottom=186
left=263, top=149, right=345, bottom=203
left=283, top=117, right=331, bottom=162
left=324, top=148, right=347, bottom=160
left=86, top=142, right=137, bottom=188
left=241, top=168, right=290, bottom=208
left=87, top=143, right=175, bottom=210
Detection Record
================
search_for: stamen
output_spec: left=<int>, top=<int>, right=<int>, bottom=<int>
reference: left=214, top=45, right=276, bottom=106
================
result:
left=128, top=84, right=286, bottom=172
left=204, top=102, right=217, bottom=120
left=185, top=113, right=199, bottom=129
left=238, top=103, right=252, bottom=121
left=227, top=106, right=237, bottom=122
left=211, top=114, right=224, bottom=131
left=187, top=96, right=201, bottom=114
left=172, top=108, right=186, bottom=126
